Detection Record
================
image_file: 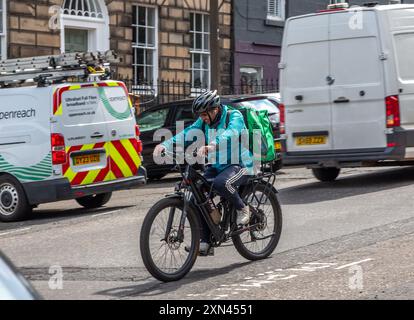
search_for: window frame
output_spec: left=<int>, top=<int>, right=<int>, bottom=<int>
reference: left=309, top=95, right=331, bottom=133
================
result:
left=132, top=5, right=159, bottom=96
left=60, top=0, right=109, bottom=53
left=190, top=12, right=211, bottom=94
left=267, top=0, right=286, bottom=21
left=0, top=0, right=7, bottom=60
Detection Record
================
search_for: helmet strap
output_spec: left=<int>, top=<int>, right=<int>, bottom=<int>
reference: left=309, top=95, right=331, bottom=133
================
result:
left=209, top=106, right=222, bottom=129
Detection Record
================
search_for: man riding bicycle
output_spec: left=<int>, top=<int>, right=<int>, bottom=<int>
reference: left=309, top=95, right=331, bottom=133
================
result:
left=154, top=90, right=253, bottom=255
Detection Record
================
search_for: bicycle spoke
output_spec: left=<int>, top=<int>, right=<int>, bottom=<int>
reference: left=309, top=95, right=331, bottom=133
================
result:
left=240, top=190, right=276, bottom=254
left=147, top=204, right=194, bottom=275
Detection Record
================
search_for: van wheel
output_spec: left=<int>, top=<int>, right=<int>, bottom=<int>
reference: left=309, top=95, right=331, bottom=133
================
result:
left=0, top=176, right=32, bottom=222
left=312, top=168, right=340, bottom=182
left=76, top=192, right=112, bottom=209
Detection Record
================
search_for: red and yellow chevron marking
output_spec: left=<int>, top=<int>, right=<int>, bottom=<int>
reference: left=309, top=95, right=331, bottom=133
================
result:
left=63, top=139, right=141, bottom=186
left=53, top=81, right=132, bottom=116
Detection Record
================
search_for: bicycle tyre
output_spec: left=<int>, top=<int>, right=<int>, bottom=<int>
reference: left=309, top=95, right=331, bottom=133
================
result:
left=140, top=197, right=200, bottom=282
left=232, top=183, right=282, bottom=261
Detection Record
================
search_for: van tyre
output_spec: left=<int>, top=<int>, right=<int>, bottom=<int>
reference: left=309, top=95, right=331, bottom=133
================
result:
left=312, top=168, right=341, bottom=182
left=76, top=192, right=112, bottom=209
left=0, top=175, right=32, bottom=222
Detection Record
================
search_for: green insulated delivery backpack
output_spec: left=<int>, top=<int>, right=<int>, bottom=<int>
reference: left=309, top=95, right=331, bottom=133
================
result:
left=228, top=105, right=276, bottom=163
left=203, top=105, right=276, bottom=163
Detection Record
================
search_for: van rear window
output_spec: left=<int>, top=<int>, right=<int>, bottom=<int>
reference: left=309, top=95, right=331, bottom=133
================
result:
left=394, top=33, right=414, bottom=81
left=61, top=86, right=132, bottom=126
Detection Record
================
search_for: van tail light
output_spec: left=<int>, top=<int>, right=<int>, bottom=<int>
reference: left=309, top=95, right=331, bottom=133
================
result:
left=135, top=124, right=141, bottom=138
left=134, top=125, right=143, bottom=154
left=279, top=103, right=286, bottom=134
left=51, top=133, right=67, bottom=165
left=386, top=95, right=400, bottom=128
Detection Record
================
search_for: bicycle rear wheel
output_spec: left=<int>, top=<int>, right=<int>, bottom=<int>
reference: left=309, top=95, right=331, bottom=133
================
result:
left=140, top=197, right=200, bottom=282
left=232, top=183, right=282, bottom=261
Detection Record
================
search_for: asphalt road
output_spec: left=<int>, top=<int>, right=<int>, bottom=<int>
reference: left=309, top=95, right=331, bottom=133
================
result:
left=1, top=166, right=414, bottom=300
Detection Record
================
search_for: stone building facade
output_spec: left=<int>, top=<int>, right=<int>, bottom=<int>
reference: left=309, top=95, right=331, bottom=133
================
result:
left=5, top=0, right=232, bottom=95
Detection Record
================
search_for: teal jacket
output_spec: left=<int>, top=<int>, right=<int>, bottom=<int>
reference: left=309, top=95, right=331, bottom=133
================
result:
left=162, top=105, right=253, bottom=173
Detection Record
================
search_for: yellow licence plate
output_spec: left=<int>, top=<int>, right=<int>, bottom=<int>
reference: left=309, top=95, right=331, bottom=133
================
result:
left=274, top=141, right=282, bottom=151
left=296, top=136, right=327, bottom=146
left=73, top=154, right=100, bottom=166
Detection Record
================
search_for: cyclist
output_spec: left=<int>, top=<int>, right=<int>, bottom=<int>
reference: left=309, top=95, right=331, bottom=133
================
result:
left=154, top=90, right=253, bottom=255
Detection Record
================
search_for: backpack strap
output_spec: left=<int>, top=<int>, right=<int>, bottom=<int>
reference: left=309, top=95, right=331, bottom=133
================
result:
left=225, top=110, right=231, bottom=129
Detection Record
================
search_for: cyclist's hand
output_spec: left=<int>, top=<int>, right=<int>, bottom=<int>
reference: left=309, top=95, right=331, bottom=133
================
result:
left=198, top=145, right=215, bottom=157
left=154, top=144, right=166, bottom=158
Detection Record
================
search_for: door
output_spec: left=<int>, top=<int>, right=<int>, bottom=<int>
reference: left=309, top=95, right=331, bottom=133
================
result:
left=329, top=11, right=386, bottom=151
left=57, top=84, right=112, bottom=186
left=56, top=83, right=140, bottom=186
left=98, top=83, right=141, bottom=180
left=282, top=14, right=333, bottom=153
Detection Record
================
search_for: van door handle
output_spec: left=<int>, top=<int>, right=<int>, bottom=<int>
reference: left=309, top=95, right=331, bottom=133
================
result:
left=334, top=97, right=350, bottom=103
left=91, top=133, right=104, bottom=139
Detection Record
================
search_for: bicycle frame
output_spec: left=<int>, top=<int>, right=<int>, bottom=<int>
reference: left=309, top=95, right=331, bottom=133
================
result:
left=162, top=151, right=278, bottom=247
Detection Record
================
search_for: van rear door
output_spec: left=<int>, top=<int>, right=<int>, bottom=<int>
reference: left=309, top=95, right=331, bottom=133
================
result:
left=387, top=9, right=414, bottom=132
left=99, top=82, right=141, bottom=180
left=55, top=82, right=140, bottom=187
left=329, top=11, right=386, bottom=151
left=281, top=14, right=333, bottom=153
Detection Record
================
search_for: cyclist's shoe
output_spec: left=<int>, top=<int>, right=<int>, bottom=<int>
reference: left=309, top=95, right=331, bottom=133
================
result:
left=185, top=242, right=214, bottom=256
left=236, top=206, right=250, bottom=226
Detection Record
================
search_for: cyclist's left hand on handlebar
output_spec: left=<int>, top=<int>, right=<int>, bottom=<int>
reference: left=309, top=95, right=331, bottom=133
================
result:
left=198, top=145, right=215, bottom=157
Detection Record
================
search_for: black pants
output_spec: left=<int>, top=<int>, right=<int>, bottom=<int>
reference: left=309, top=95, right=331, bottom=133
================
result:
left=200, top=165, right=249, bottom=242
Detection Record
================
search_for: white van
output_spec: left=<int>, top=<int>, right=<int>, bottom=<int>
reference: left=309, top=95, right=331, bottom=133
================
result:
left=280, top=3, right=414, bottom=181
left=0, top=80, right=146, bottom=222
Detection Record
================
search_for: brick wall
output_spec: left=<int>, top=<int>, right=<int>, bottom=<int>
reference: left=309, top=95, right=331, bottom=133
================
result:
left=112, top=0, right=233, bottom=92
left=8, top=0, right=63, bottom=58
left=7, top=0, right=233, bottom=91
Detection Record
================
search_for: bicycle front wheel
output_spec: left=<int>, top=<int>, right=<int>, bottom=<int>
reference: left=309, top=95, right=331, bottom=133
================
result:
left=232, top=183, right=282, bottom=261
left=140, top=197, right=200, bottom=282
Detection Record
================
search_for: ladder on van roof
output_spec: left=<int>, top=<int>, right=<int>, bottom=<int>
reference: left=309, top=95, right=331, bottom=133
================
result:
left=0, top=50, right=120, bottom=87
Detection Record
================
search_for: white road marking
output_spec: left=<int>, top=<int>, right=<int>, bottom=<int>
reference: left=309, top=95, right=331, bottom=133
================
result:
left=190, top=260, right=368, bottom=300
left=335, top=259, right=373, bottom=270
left=287, top=268, right=317, bottom=272
left=280, top=275, right=298, bottom=280
left=92, top=210, right=121, bottom=218
left=266, top=274, right=291, bottom=280
left=0, top=227, right=31, bottom=237
left=213, top=294, right=229, bottom=300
